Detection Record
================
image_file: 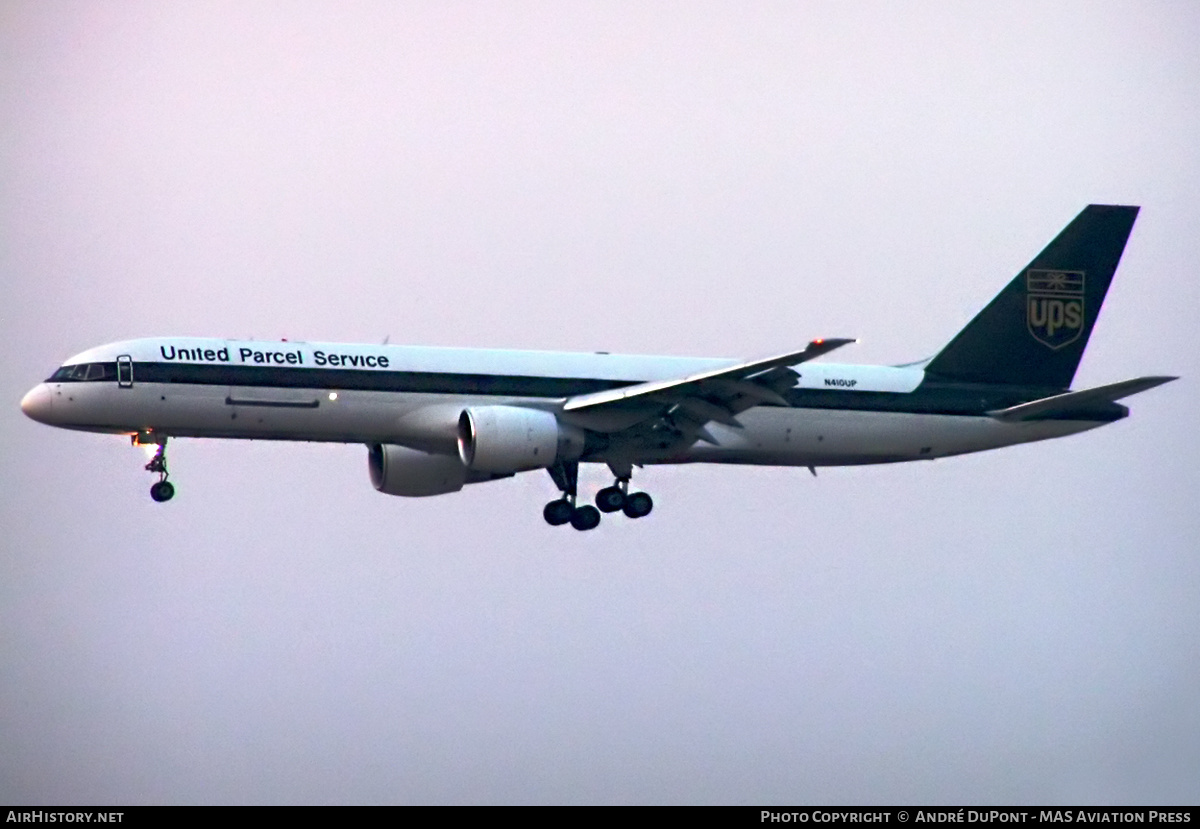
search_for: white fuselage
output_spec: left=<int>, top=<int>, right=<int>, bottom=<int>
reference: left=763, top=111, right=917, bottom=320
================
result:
left=20, top=337, right=1101, bottom=468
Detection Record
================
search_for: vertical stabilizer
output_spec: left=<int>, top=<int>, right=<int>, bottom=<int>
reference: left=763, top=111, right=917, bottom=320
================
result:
left=925, top=205, right=1139, bottom=389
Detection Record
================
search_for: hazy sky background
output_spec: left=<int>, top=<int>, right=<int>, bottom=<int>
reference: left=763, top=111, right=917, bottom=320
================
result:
left=2, top=1, right=1197, bottom=805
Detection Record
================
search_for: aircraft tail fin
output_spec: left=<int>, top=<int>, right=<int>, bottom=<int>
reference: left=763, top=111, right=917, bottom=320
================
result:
left=924, top=205, right=1140, bottom=389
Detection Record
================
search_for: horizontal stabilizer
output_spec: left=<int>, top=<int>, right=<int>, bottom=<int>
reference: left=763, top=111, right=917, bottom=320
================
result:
left=987, top=376, right=1177, bottom=422
left=562, top=338, right=854, bottom=413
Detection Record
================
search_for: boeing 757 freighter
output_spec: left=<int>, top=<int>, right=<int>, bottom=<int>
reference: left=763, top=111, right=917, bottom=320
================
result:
left=20, top=205, right=1175, bottom=530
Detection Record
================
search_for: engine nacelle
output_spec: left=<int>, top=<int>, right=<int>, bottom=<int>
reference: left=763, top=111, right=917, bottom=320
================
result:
left=368, top=443, right=469, bottom=497
left=457, top=405, right=585, bottom=474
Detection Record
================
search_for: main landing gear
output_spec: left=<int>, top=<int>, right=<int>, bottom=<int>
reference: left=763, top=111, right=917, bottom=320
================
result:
left=594, top=480, right=653, bottom=519
left=543, top=462, right=653, bottom=531
left=140, top=436, right=175, bottom=503
left=542, top=497, right=599, bottom=531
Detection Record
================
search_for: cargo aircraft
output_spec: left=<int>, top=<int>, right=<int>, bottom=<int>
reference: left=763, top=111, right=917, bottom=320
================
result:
left=20, top=205, right=1175, bottom=530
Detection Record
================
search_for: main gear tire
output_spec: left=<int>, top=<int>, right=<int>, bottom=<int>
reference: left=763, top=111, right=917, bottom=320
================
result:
left=622, top=491, right=653, bottom=518
left=595, top=486, right=625, bottom=513
left=569, top=505, right=601, bottom=531
left=543, top=499, right=573, bottom=526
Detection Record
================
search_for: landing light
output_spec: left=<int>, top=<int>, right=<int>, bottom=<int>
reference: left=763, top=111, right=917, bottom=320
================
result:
left=328, top=392, right=338, bottom=401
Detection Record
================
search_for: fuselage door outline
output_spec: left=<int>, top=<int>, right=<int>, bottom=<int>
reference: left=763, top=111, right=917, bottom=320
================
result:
left=117, top=354, right=134, bottom=388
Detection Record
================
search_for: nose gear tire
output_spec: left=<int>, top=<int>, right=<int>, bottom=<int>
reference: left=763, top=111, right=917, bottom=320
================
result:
left=150, top=481, right=175, bottom=502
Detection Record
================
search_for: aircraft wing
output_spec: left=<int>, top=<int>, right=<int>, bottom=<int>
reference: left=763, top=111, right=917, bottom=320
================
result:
left=986, top=376, right=1177, bottom=422
left=562, top=338, right=854, bottom=442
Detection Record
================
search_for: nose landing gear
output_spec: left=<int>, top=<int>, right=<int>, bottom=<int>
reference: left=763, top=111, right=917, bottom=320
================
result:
left=138, top=436, right=175, bottom=503
left=150, top=479, right=175, bottom=502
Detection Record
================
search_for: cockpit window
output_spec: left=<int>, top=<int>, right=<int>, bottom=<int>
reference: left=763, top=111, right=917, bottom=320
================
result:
left=47, top=362, right=118, bottom=382
left=85, top=363, right=113, bottom=381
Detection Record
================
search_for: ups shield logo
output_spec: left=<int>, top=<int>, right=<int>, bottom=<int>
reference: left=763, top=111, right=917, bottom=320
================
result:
left=1027, top=270, right=1085, bottom=350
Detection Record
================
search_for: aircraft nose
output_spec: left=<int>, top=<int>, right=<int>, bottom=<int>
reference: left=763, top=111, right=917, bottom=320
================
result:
left=20, top=384, right=53, bottom=424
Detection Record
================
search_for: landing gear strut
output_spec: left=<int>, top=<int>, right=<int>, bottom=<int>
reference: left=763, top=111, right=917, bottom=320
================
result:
left=142, top=438, right=175, bottom=502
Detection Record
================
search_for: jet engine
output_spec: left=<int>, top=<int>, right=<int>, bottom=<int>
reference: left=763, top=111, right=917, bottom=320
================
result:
left=368, top=443, right=472, bottom=497
left=457, top=405, right=585, bottom=474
